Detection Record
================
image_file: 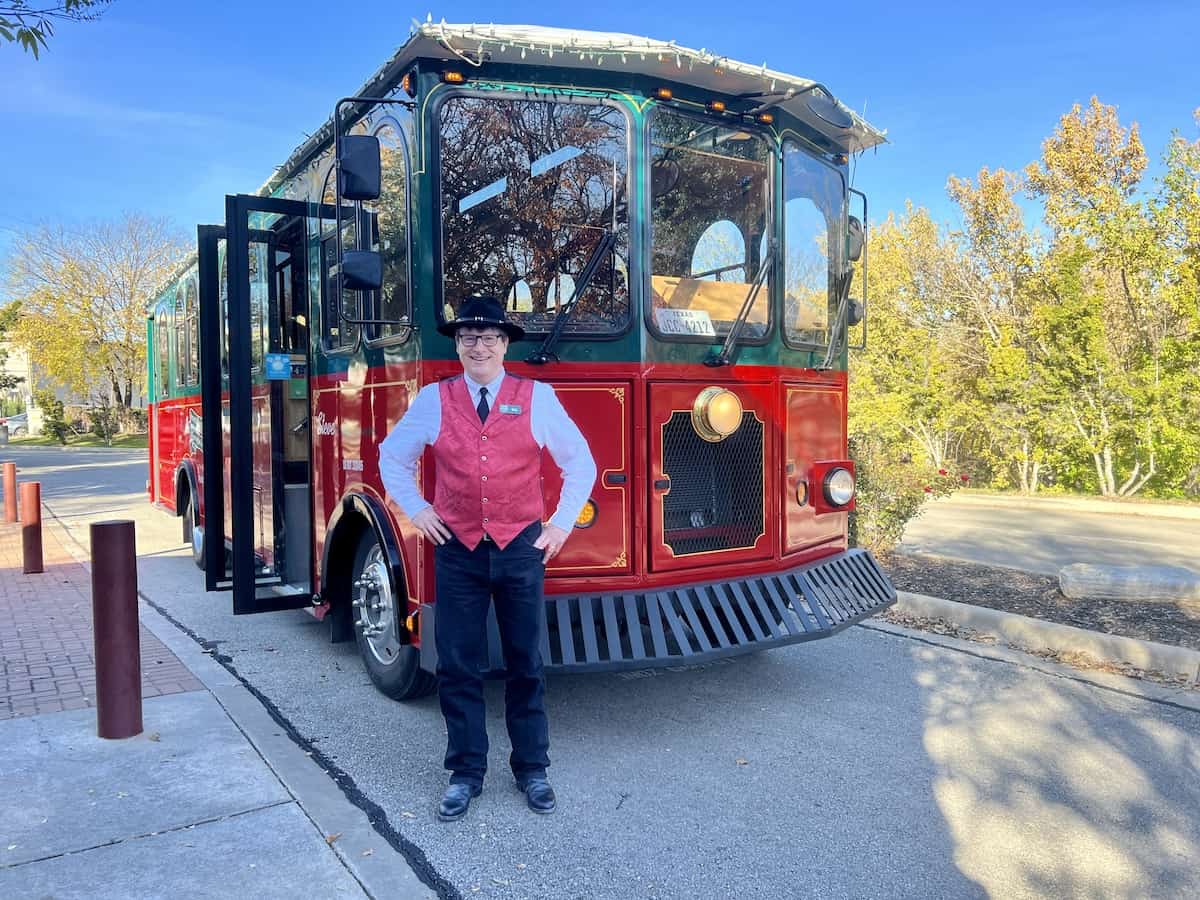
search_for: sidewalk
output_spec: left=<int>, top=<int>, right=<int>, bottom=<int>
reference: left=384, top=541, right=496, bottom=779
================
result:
left=0, top=512, right=432, bottom=899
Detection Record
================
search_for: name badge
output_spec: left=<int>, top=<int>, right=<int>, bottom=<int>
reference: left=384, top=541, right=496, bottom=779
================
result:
left=499, top=404, right=522, bottom=415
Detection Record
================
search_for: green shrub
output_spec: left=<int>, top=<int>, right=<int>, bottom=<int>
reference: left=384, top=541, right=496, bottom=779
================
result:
left=848, top=434, right=968, bottom=552
left=33, top=390, right=70, bottom=445
left=90, top=400, right=120, bottom=446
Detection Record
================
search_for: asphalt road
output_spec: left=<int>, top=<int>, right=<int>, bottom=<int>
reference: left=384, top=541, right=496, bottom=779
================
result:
left=6, top=445, right=1200, bottom=899
left=901, top=494, right=1200, bottom=575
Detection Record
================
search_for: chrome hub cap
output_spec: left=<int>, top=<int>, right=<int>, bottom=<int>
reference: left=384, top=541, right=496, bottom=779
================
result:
left=353, top=545, right=400, bottom=665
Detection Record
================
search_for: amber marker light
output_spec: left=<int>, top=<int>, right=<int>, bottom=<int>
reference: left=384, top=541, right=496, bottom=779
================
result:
left=691, top=387, right=744, bottom=442
left=401, top=71, right=417, bottom=97
left=654, top=87, right=673, bottom=101
left=441, top=71, right=466, bottom=84
left=756, top=112, right=775, bottom=125
left=575, top=500, right=598, bottom=528
left=706, top=100, right=727, bottom=114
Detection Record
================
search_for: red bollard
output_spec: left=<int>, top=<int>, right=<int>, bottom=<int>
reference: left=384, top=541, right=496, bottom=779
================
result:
left=3, top=461, right=16, bottom=523
left=20, top=481, right=42, bottom=574
left=90, top=520, right=143, bottom=739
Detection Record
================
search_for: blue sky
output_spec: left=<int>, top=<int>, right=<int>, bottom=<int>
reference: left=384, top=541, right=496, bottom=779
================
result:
left=1, top=0, right=1197, bottom=264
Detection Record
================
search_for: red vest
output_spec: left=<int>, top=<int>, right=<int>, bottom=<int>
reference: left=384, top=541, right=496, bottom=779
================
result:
left=432, top=375, right=544, bottom=549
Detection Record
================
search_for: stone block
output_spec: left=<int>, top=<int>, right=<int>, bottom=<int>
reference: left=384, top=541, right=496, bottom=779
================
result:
left=1059, top=563, right=1200, bottom=602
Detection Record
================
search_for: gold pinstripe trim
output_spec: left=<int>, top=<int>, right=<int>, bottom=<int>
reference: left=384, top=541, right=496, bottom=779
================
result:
left=548, top=384, right=629, bottom=570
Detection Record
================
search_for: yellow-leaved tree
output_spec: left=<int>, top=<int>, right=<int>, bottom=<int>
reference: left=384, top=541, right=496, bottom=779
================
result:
left=4, top=213, right=188, bottom=417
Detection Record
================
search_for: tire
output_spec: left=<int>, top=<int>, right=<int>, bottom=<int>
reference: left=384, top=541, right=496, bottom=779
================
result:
left=351, top=530, right=436, bottom=700
left=181, top=491, right=205, bottom=570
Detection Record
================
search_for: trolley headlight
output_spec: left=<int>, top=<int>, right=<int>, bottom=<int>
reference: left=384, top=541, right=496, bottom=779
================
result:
left=823, top=467, right=855, bottom=507
left=574, top=499, right=597, bottom=529
left=691, top=387, right=743, bottom=442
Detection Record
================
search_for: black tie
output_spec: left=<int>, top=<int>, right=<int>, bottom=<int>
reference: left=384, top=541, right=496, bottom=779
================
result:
left=476, top=386, right=490, bottom=423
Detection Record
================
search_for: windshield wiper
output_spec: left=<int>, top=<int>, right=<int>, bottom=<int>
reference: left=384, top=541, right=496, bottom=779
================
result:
left=705, top=246, right=774, bottom=367
left=816, top=267, right=855, bottom=370
left=526, top=230, right=616, bottom=365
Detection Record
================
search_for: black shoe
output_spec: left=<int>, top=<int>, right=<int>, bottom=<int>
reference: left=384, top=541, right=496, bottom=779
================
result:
left=437, top=783, right=482, bottom=822
left=516, top=777, right=557, bottom=814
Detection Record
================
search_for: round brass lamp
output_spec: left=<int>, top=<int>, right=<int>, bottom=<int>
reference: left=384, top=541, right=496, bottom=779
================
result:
left=691, top=387, right=743, bottom=442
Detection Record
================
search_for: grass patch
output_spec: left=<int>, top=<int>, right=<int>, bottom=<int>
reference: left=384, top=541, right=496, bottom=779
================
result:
left=10, top=433, right=148, bottom=449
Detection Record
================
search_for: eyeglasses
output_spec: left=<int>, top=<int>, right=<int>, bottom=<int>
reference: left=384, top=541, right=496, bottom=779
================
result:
left=456, top=333, right=505, bottom=347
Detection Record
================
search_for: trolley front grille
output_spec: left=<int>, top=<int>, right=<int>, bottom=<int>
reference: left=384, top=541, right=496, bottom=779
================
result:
left=661, top=411, right=763, bottom=555
left=538, top=548, right=895, bottom=672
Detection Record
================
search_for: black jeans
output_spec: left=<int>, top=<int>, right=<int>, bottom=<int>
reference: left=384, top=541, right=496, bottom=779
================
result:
left=434, top=521, right=550, bottom=788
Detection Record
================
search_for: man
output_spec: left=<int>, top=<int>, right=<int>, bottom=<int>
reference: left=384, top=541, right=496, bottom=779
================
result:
left=379, top=295, right=596, bottom=822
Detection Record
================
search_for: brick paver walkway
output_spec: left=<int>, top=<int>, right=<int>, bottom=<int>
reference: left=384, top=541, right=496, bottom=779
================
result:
left=0, top=514, right=202, bottom=721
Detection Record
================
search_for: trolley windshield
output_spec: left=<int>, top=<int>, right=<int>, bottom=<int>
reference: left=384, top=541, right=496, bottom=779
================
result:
left=438, top=95, right=630, bottom=335
left=649, top=109, right=773, bottom=341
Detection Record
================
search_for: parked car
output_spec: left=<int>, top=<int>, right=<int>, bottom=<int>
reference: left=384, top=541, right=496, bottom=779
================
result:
left=2, top=413, right=29, bottom=436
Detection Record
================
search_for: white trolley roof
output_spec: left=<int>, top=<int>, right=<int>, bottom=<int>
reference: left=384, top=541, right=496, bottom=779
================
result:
left=262, top=22, right=885, bottom=197
left=395, top=22, right=885, bottom=152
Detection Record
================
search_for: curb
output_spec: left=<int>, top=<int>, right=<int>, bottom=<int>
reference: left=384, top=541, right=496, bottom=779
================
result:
left=950, top=491, right=1200, bottom=521
left=895, top=590, right=1200, bottom=684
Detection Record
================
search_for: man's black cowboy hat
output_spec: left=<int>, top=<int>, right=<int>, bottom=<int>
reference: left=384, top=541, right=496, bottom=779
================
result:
left=438, top=295, right=525, bottom=341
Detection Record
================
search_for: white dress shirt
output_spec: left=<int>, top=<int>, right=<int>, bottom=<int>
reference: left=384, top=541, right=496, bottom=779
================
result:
left=379, top=370, right=597, bottom=533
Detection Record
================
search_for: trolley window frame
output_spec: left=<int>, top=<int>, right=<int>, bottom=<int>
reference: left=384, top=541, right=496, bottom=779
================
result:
left=642, top=103, right=779, bottom=348
left=778, top=136, right=849, bottom=352
left=431, top=86, right=636, bottom=343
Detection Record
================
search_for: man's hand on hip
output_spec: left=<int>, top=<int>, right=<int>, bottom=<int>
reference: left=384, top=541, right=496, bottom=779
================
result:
left=412, top=507, right=452, bottom=545
left=533, top=523, right=569, bottom=563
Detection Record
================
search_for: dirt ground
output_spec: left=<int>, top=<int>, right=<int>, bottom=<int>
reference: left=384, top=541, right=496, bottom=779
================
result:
left=879, top=551, right=1200, bottom=654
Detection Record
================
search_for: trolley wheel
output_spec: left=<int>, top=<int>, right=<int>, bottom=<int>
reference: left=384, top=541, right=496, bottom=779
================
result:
left=351, top=530, right=436, bottom=700
left=181, top=492, right=205, bottom=570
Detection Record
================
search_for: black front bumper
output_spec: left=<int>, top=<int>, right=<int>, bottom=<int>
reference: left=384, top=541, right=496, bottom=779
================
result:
left=420, top=548, right=896, bottom=676
left=539, top=547, right=895, bottom=673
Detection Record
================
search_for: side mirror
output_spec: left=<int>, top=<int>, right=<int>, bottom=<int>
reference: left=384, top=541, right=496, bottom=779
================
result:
left=847, top=298, right=864, bottom=327
left=338, top=135, right=381, bottom=201
left=341, top=250, right=383, bottom=292
left=847, top=216, right=864, bottom=262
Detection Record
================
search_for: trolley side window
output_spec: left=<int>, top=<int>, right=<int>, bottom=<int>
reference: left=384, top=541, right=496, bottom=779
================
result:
left=173, top=283, right=187, bottom=390
left=320, top=169, right=360, bottom=352
left=155, top=304, right=170, bottom=398
left=782, top=141, right=846, bottom=348
left=174, top=276, right=200, bottom=388
left=438, top=95, right=630, bottom=335
left=184, top=277, right=200, bottom=384
left=649, top=109, right=773, bottom=340
left=369, top=117, right=412, bottom=342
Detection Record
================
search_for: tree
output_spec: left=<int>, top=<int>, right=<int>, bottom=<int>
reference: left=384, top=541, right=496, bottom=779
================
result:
left=849, top=205, right=978, bottom=470
left=4, top=214, right=189, bottom=408
left=0, top=299, right=24, bottom=398
left=944, top=166, right=1057, bottom=493
left=852, top=100, right=1200, bottom=500
left=0, top=1, right=109, bottom=58
left=89, top=391, right=119, bottom=445
left=32, top=389, right=68, bottom=444
left=1024, top=98, right=1197, bottom=496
